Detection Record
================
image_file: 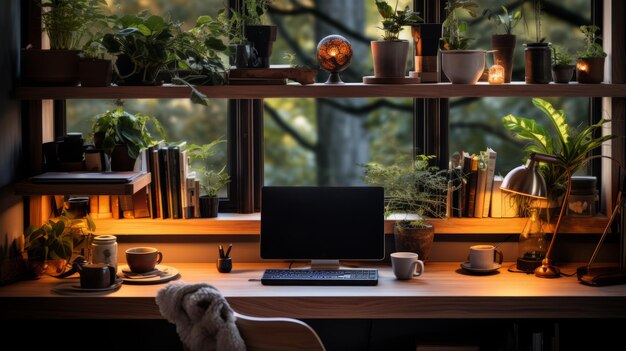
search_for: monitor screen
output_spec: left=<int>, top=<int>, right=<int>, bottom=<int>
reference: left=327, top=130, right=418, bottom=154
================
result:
left=260, top=186, right=385, bottom=261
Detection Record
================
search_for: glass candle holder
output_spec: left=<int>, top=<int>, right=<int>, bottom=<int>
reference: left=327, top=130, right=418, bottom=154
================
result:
left=316, top=35, right=353, bottom=84
left=488, top=64, right=505, bottom=84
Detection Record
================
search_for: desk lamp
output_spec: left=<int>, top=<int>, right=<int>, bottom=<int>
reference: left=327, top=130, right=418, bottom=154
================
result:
left=316, top=35, right=353, bottom=84
left=501, top=152, right=571, bottom=278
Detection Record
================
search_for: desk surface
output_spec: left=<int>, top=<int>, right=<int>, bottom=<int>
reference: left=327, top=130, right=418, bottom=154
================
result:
left=2, top=262, right=626, bottom=320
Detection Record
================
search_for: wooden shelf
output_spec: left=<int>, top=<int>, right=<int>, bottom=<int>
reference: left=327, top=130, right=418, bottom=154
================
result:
left=93, top=214, right=608, bottom=236
left=15, top=82, right=626, bottom=100
left=14, top=172, right=151, bottom=195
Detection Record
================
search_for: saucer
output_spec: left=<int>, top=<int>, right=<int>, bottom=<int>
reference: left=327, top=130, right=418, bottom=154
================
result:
left=118, top=265, right=180, bottom=285
left=460, top=262, right=501, bottom=274
left=52, top=279, right=123, bottom=295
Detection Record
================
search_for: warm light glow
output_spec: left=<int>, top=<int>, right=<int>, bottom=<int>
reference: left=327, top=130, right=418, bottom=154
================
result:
left=316, top=35, right=353, bottom=72
left=577, top=62, right=589, bottom=72
left=488, top=65, right=505, bottom=84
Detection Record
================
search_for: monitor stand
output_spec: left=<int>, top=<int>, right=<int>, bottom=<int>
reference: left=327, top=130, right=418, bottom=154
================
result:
left=310, top=260, right=340, bottom=270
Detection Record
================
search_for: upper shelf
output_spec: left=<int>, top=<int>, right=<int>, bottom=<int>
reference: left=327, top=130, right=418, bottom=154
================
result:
left=14, top=172, right=151, bottom=195
left=15, top=82, right=626, bottom=100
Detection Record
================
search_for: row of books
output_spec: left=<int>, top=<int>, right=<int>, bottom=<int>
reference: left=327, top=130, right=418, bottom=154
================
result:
left=449, top=148, right=518, bottom=218
left=90, top=142, right=202, bottom=219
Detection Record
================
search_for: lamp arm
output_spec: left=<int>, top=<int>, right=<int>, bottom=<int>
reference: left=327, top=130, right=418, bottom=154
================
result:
left=543, top=168, right=572, bottom=262
left=583, top=155, right=626, bottom=270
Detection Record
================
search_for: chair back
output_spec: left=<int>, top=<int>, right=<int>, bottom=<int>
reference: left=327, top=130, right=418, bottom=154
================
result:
left=234, top=312, right=326, bottom=351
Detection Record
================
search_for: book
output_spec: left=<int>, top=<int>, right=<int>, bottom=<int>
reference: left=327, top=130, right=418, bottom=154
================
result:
left=473, top=153, right=488, bottom=218
left=481, top=148, right=497, bottom=217
left=158, top=148, right=170, bottom=219
left=150, top=148, right=161, bottom=219
left=167, top=146, right=182, bottom=219
left=490, top=175, right=503, bottom=218
left=464, top=154, right=478, bottom=218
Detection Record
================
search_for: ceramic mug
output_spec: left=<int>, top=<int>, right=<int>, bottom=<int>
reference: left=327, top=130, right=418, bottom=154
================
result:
left=391, top=252, right=425, bottom=280
left=79, top=263, right=117, bottom=289
left=469, top=245, right=503, bottom=269
left=126, top=247, right=163, bottom=273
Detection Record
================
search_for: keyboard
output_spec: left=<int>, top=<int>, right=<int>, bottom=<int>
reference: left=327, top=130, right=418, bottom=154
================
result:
left=261, top=268, right=378, bottom=286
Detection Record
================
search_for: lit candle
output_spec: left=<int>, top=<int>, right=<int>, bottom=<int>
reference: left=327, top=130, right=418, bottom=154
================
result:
left=488, top=64, right=505, bottom=84
left=577, top=61, right=589, bottom=72
left=329, top=48, right=338, bottom=57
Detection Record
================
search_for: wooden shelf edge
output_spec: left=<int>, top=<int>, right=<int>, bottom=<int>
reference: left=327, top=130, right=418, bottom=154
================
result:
left=92, top=215, right=609, bottom=236
left=14, top=82, right=626, bottom=99
left=14, top=173, right=151, bottom=195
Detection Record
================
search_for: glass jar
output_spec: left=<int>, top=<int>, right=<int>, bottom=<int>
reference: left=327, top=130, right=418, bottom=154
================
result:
left=91, top=235, right=118, bottom=271
left=517, top=208, right=547, bottom=272
left=567, top=176, right=598, bottom=217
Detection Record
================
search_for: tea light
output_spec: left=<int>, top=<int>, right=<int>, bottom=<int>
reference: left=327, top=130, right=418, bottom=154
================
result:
left=577, top=61, right=589, bottom=72
left=488, top=64, right=505, bottom=84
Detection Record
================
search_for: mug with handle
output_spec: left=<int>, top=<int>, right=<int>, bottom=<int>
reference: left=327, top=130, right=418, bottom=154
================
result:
left=391, top=252, right=425, bottom=280
left=469, top=245, right=504, bottom=269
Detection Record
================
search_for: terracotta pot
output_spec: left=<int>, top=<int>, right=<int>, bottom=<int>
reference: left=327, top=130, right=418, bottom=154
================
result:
left=577, top=57, right=605, bottom=84
left=441, top=50, right=486, bottom=84
left=491, top=34, right=516, bottom=83
left=244, top=25, right=277, bottom=68
left=552, top=65, right=575, bottom=83
left=199, top=196, right=219, bottom=218
left=21, top=49, right=80, bottom=86
left=371, top=40, right=409, bottom=78
left=393, top=222, right=435, bottom=262
left=79, top=58, right=112, bottom=87
left=524, top=43, right=552, bottom=84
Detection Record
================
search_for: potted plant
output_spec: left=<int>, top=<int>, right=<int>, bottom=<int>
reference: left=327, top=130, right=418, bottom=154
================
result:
left=362, top=155, right=451, bottom=262
left=23, top=218, right=74, bottom=277
left=198, top=9, right=252, bottom=68
left=185, top=140, right=230, bottom=218
left=484, top=6, right=522, bottom=83
left=372, top=0, right=423, bottom=78
left=241, top=0, right=277, bottom=68
left=79, top=38, right=113, bottom=87
left=524, top=0, right=551, bottom=84
left=502, top=98, right=614, bottom=208
left=551, top=45, right=575, bottom=83
left=576, top=25, right=607, bottom=84
left=440, top=0, right=484, bottom=84
left=102, top=13, right=183, bottom=86
left=21, top=0, right=107, bottom=86
left=90, top=104, right=167, bottom=171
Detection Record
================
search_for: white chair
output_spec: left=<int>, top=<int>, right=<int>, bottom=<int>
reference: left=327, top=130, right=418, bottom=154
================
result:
left=234, top=312, right=326, bottom=351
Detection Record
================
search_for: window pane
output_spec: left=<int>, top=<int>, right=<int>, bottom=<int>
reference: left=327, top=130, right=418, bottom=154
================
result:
left=264, top=0, right=414, bottom=186
left=450, top=0, right=592, bottom=175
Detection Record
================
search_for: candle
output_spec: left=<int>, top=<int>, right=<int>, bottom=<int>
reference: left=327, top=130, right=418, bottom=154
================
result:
left=577, top=61, right=589, bottom=72
left=488, top=64, right=505, bottom=84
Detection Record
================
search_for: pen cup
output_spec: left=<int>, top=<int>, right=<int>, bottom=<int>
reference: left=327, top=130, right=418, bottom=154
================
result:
left=217, top=257, right=232, bottom=273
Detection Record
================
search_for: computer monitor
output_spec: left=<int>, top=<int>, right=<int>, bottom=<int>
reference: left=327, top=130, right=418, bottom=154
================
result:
left=260, top=186, right=385, bottom=269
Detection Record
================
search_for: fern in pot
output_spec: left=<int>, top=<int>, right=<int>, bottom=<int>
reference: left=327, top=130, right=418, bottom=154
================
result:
left=362, top=155, right=451, bottom=262
left=21, top=0, right=108, bottom=86
left=576, top=25, right=607, bottom=84
left=440, top=0, right=484, bottom=84
left=371, top=0, right=422, bottom=78
left=185, top=140, right=230, bottom=218
left=551, top=45, right=575, bottom=84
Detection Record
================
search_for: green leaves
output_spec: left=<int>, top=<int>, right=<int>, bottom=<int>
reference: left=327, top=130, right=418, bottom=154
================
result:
left=441, top=0, right=479, bottom=50
left=375, top=0, right=423, bottom=41
left=24, top=219, right=73, bottom=261
left=503, top=98, right=615, bottom=198
left=578, top=25, right=607, bottom=58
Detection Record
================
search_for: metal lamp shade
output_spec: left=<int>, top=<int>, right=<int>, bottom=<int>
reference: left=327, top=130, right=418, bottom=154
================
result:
left=501, top=162, right=548, bottom=199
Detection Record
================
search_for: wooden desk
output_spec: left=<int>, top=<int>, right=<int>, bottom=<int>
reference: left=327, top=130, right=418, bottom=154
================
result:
left=1, top=262, right=626, bottom=320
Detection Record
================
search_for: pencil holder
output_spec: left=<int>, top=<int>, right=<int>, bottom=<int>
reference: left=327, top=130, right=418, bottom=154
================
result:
left=217, top=257, right=232, bottom=273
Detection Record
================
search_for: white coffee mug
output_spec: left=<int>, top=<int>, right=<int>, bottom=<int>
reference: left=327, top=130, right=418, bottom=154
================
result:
left=391, top=252, right=425, bottom=280
left=469, top=245, right=503, bottom=269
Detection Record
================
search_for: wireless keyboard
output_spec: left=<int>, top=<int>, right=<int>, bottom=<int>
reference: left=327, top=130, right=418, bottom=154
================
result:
left=261, top=268, right=378, bottom=286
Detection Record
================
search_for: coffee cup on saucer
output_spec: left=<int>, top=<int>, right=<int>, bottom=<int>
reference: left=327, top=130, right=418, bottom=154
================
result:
left=79, top=263, right=117, bottom=289
left=468, top=245, right=503, bottom=269
left=126, top=247, right=163, bottom=273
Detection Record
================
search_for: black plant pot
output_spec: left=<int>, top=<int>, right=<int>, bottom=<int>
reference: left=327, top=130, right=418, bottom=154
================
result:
left=79, top=58, right=112, bottom=87
left=110, top=144, right=136, bottom=171
left=21, top=49, right=81, bottom=86
left=491, top=34, right=516, bottom=83
left=199, top=196, right=219, bottom=218
left=114, top=54, right=162, bottom=86
left=552, top=65, right=575, bottom=83
left=244, top=25, right=277, bottom=68
left=524, top=43, right=552, bottom=84
left=229, top=43, right=254, bottom=68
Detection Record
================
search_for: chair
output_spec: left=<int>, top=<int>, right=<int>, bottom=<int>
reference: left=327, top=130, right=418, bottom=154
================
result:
left=234, top=312, right=326, bottom=351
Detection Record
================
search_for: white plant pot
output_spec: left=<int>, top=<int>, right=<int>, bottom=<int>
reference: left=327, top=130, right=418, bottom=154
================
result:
left=441, top=50, right=486, bottom=84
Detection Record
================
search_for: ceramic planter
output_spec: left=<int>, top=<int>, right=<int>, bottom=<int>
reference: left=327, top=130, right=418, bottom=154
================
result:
left=199, top=196, right=219, bottom=218
left=393, top=222, right=435, bottom=262
left=491, top=34, right=516, bottom=83
left=229, top=43, right=254, bottom=68
left=244, top=25, right=277, bottom=68
left=21, top=49, right=80, bottom=86
left=371, top=40, right=409, bottom=78
left=441, top=50, right=486, bottom=84
left=79, top=58, right=112, bottom=87
left=552, top=65, right=575, bottom=83
left=524, top=43, right=552, bottom=84
left=577, top=57, right=605, bottom=84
